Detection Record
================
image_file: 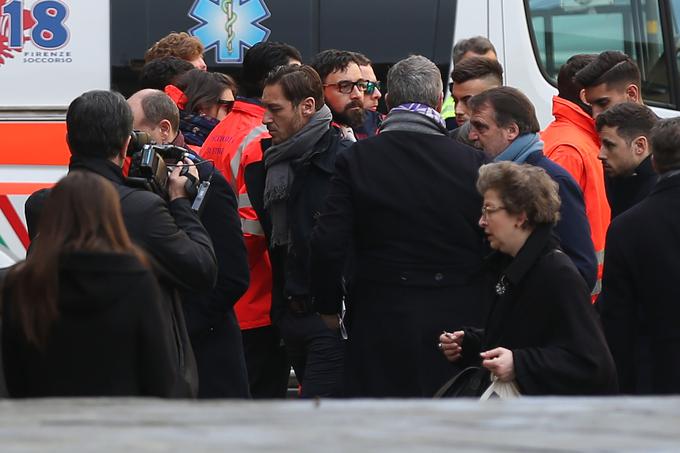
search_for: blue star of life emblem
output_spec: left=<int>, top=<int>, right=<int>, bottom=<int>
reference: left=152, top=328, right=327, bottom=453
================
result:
left=189, top=0, right=271, bottom=64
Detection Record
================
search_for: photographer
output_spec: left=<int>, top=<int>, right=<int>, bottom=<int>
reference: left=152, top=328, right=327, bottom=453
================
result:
left=127, top=89, right=250, bottom=398
left=25, top=90, right=217, bottom=398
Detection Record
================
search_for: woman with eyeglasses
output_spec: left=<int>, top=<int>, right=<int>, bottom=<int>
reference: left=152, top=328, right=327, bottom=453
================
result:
left=439, top=161, right=617, bottom=396
left=173, top=69, right=238, bottom=149
left=1, top=172, right=175, bottom=397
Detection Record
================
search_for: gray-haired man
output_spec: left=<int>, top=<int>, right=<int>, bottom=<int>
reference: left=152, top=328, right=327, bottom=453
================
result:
left=310, top=55, right=489, bottom=397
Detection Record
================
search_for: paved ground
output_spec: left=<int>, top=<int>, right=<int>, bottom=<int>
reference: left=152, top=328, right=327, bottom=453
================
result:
left=0, top=397, right=678, bottom=452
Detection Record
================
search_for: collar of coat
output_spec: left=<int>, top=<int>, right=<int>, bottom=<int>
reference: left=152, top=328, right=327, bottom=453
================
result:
left=491, top=224, right=560, bottom=287
left=651, top=168, right=680, bottom=196
left=69, top=155, right=125, bottom=185
left=259, top=127, right=340, bottom=175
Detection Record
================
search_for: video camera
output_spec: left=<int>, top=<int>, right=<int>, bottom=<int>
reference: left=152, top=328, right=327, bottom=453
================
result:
left=126, top=131, right=210, bottom=213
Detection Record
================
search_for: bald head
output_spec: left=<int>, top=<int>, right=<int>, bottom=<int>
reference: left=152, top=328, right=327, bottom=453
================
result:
left=127, top=89, right=179, bottom=144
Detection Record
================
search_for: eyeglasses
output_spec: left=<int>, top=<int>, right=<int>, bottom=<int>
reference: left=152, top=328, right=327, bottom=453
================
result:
left=366, top=81, right=381, bottom=95
left=481, top=205, right=506, bottom=219
left=323, top=80, right=368, bottom=94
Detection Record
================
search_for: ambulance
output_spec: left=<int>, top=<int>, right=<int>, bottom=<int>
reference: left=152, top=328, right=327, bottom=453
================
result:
left=2, top=0, right=679, bottom=262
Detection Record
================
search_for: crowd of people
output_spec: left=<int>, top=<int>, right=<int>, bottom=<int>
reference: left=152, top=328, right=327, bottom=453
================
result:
left=1, top=32, right=679, bottom=399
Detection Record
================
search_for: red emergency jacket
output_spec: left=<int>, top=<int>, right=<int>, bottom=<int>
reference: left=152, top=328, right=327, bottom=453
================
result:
left=542, top=96, right=610, bottom=297
left=201, top=99, right=272, bottom=330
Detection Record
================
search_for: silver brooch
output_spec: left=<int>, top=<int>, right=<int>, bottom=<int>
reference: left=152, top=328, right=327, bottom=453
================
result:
left=495, top=276, right=508, bottom=296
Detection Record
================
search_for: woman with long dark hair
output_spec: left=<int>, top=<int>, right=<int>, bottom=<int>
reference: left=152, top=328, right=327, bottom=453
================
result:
left=1, top=171, right=175, bottom=397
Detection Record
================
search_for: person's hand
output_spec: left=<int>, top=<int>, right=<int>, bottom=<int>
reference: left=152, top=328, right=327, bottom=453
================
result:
left=438, top=330, right=464, bottom=362
left=319, top=313, right=340, bottom=331
left=168, top=158, right=198, bottom=201
left=480, top=347, right=515, bottom=381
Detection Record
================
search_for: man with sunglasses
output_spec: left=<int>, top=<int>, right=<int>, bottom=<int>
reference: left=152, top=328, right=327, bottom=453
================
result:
left=311, top=50, right=367, bottom=142
left=353, top=52, right=385, bottom=139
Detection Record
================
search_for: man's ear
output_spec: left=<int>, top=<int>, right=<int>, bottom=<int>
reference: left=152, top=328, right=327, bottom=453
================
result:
left=632, top=135, right=649, bottom=156
left=300, top=97, right=316, bottom=117
left=626, top=83, right=641, bottom=104
left=115, top=136, right=131, bottom=167
left=384, top=92, right=392, bottom=111
left=579, top=88, right=588, bottom=105
left=505, top=122, right=520, bottom=142
left=436, top=92, right=444, bottom=113
left=159, top=119, right=173, bottom=144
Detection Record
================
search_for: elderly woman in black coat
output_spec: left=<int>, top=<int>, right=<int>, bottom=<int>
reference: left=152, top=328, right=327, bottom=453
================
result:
left=440, top=162, right=617, bottom=395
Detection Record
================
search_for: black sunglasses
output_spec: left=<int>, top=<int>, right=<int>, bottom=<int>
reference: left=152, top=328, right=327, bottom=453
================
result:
left=217, top=99, right=235, bottom=112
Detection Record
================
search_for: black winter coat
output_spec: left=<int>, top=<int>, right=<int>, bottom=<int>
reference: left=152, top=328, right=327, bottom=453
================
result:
left=2, top=252, right=176, bottom=397
left=461, top=225, right=618, bottom=395
left=310, top=130, right=489, bottom=397
left=598, top=172, right=680, bottom=394
left=25, top=157, right=217, bottom=398
left=179, top=152, right=250, bottom=398
left=244, top=127, right=353, bottom=322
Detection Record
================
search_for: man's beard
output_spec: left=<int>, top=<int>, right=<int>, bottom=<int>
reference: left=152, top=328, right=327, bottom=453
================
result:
left=332, top=100, right=365, bottom=129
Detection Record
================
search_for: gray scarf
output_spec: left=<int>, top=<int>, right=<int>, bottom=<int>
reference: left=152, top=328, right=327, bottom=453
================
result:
left=263, top=104, right=333, bottom=248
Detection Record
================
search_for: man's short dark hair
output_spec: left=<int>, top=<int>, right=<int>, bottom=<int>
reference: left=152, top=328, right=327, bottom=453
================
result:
left=452, top=36, right=497, bottom=64
left=451, top=57, right=503, bottom=85
left=352, top=52, right=372, bottom=66
left=140, top=90, right=180, bottom=132
left=468, top=86, right=540, bottom=135
left=574, top=51, right=641, bottom=89
left=595, top=102, right=657, bottom=143
left=240, top=41, right=302, bottom=98
left=557, top=54, right=596, bottom=110
left=650, top=117, right=680, bottom=173
left=264, top=65, right=324, bottom=111
left=310, top=49, right=359, bottom=83
left=139, top=57, right=194, bottom=91
left=66, top=90, right=133, bottom=159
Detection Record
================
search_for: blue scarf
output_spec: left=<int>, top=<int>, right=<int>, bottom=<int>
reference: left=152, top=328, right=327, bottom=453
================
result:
left=494, top=133, right=543, bottom=163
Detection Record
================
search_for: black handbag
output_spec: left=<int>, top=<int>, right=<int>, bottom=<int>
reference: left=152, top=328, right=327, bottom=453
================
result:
left=433, top=366, right=491, bottom=398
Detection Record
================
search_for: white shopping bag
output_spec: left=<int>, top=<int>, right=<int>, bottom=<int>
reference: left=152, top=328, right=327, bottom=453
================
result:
left=480, top=374, right=520, bottom=400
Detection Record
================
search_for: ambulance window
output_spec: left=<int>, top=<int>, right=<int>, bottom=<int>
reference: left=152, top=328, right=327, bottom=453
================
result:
left=526, top=0, right=673, bottom=107
left=669, top=0, right=680, bottom=75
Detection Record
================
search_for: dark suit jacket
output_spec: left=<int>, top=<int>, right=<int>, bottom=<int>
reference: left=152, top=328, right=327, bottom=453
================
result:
left=244, top=128, right=352, bottom=322
left=310, top=130, right=489, bottom=397
left=24, top=156, right=217, bottom=398
left=598, top=171, right=680, bottom=394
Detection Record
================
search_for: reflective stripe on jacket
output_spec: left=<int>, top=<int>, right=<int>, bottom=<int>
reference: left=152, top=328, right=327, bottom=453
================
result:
left=202, top=99, right=273, bottom=329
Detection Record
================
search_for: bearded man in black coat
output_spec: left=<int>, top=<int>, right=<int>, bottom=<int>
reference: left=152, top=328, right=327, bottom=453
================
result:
left=598, top=117, right=680, bottom=394
left=310, top=55, right=489, bottom=397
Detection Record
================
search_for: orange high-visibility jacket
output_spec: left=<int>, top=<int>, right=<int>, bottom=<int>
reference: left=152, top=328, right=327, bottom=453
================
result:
left=201, top=99, right=273, bottom=330
left=542, top=96, right=610, bottom=297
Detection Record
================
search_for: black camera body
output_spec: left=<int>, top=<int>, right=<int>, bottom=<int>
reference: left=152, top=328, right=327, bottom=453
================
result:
left=126, top=131, right=208, bottom=212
